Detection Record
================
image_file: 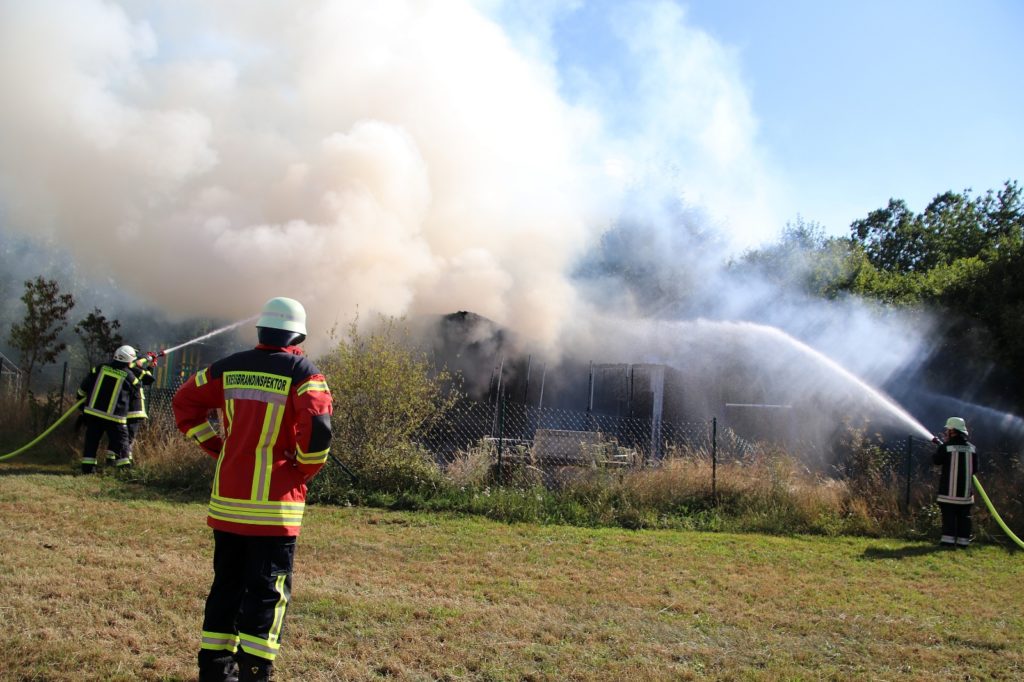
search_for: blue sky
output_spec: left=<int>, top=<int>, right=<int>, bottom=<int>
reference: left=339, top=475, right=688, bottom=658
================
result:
left=685, top=0, right=1024, bottom=235
left=489, top=0, right=1024, bottom=242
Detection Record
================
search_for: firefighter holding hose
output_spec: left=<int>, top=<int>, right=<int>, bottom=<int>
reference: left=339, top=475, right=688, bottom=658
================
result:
left=173, top=297, right=333, bottom=682
left=125, top=351, right=158, bottom=461
left=931, top=416, right=978, bottom=548
left=76, top=345, right=141, bottom=473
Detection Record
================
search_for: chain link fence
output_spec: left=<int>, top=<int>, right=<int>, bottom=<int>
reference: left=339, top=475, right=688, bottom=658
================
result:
left=143, top=384, right=1021, bottom=524
left=0, top=352, right=24, bottom=398
left=420, top=396, right=735, bottom=489
left=871, top=434, right=1022, bottom=513
left=147, top=387, right=756, bottom=489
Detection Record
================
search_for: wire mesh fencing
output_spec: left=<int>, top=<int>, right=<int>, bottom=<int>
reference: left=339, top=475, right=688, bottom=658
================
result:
left=142, top=384, right=1022, bottom=527
left=418, top=396, right=760, bottom=492
left=0, top=353, right=23, bottom=399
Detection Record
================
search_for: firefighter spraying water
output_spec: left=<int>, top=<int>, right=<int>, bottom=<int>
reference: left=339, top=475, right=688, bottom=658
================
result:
left=76, top=344, right=144, bottom=473
left=0, top=317, right=256, bottom=462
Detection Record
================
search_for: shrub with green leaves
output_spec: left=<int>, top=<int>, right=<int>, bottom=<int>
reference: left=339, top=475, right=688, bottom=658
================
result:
left=315, top=314, right=458, bottom=494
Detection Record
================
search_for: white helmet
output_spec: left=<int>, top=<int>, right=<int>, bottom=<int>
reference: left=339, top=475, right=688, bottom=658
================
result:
left=944, top=416, right=968, bottom=435
left=256, top=297, right=307, bottom=334
left=113, top=345, right=137, bottom=363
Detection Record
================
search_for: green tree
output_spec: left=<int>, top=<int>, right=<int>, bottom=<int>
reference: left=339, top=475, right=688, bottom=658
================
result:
left=850, top=182, right=1022, bottom=279
left=846, top=180, right=1024, bottom=407
left=316, top=314, right=459, bottom=492
left=738, top=216, right=861, bottom=298
left=7, top=276, right=75, bottom=397
left=850, top=198, right=935, bottom=273
left=74, top=308, right=124, bottom=366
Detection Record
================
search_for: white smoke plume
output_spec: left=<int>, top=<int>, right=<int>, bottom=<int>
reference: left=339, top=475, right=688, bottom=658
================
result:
left=1, top=0, right=938, bottom=435
left=0, top=0, right=614, bottom=345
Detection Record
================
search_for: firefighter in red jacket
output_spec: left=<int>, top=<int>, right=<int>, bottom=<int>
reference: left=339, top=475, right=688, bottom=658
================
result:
left=173, top=297, right=333, bottom=682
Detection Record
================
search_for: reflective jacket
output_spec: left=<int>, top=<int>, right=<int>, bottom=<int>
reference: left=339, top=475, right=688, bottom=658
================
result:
left=172, top=344, right=333, bottom=536
left=127, top=362, right=156, bottom=421
left=933, top=433, right=978, bottom=505
left=77, top=361, right=140, bottom=424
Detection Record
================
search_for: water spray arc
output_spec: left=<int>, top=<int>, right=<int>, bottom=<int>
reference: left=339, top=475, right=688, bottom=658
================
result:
left=748, top=323, right=934, bottom=440
left=160, top=316, right=257, bottom=355
left=0, top=318, right=255, bottom=462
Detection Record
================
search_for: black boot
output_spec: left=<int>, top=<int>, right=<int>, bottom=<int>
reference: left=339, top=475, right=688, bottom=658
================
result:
left=198, top=652, right=239, bottom=682
left=238, top=651, right=274, bottom=682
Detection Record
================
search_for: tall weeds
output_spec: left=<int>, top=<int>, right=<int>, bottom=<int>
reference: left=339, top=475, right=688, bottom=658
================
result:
left=127, top=419, right=215, bottom=495
left=0, top=391, right=79, bottom=465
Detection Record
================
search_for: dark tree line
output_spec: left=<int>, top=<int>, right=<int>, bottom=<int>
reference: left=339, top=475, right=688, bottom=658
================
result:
left=744, top=180, right=1024, bottom=411
left=6, top=277, right=122, bottom=397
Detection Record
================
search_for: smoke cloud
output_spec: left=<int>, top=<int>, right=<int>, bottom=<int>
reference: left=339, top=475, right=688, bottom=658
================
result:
left=0, top=0, right=610, bottom=345
left=1, top=0, right=946, bottom=438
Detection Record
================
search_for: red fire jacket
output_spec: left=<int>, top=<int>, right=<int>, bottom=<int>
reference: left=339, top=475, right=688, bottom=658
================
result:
left=172, top=344, right=333, bottom=536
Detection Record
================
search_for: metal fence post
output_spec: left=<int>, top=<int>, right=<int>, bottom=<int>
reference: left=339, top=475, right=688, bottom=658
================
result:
left=60, top=361, right=69, bottom=413
left=497, top=389, right=505, bottom=485
left=904, top=435, right=913, bottom=512
left=712, top=417, right=718, bottom=504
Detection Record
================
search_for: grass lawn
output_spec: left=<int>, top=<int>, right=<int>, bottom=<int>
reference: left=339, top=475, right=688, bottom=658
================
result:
left=1, top=466, right=1022, bottom=681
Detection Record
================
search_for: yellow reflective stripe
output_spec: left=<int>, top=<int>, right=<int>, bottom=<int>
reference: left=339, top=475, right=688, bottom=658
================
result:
left=268, top=573, right=289, bottom=646
left=212, top=450, right=225, bottom=497
left=127, top=387, right=148, bottom=418
left=186, top=421, right=218, bottom=443
left=209, top=495, right=306, bottom=513
left=225, top=399, right=235, bottom=435
left=201, top=630, right=239, bottom=652
left=239, top=633, right=280, bottom=661
left=296, top=380, right=330, bottom=396
left=139, top=388, right=147, bottom=416
left=103, top=370, right=124, bottom=415
left=207, top=498, right=305, bottom=528
left=195, top=368, right=209, bottom=387
left=250, top=403, right=283, bottom=501
left=88, top=375, right=102, bottom=410
left=82, top=408, right=128, bottom=424
left=296, top=446, right=329, bottom=465
left=207, top=510, right=302, bottom=528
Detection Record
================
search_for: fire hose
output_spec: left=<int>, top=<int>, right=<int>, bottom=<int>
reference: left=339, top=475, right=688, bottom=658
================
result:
left=0, top=398, right=86, bottom=461
left=0, top=351, right=162, bottom=462
left=972, top=475, right=1024, bottom=551
left=2, top=347, right=357, bottom=483
left=3, top=317, right=274, bottom=463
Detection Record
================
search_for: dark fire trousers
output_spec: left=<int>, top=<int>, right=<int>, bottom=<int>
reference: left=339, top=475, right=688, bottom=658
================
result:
left=199, top=530, right=296, bottom=664
left=81, top=415, right=129, bottom=466
left=939, top=501, right=972, bottom=542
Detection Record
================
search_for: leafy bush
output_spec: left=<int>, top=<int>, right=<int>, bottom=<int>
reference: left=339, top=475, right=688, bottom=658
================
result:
left=316, top=314, right=458, bottom=495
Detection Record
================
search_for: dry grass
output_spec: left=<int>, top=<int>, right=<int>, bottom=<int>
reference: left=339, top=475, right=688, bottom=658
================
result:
left=444, top=446, right=492, bottom=489
left=0, top=393, right=81, bottom=468
left=2, top=469, right=1022, bottom=681
left=128, top=419, right=216, bottom=494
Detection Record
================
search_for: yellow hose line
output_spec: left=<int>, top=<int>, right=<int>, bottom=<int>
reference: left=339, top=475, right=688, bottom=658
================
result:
left=972, top=475, right=1024, bottom=551
left=0, top=398, right=86, bottom=462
